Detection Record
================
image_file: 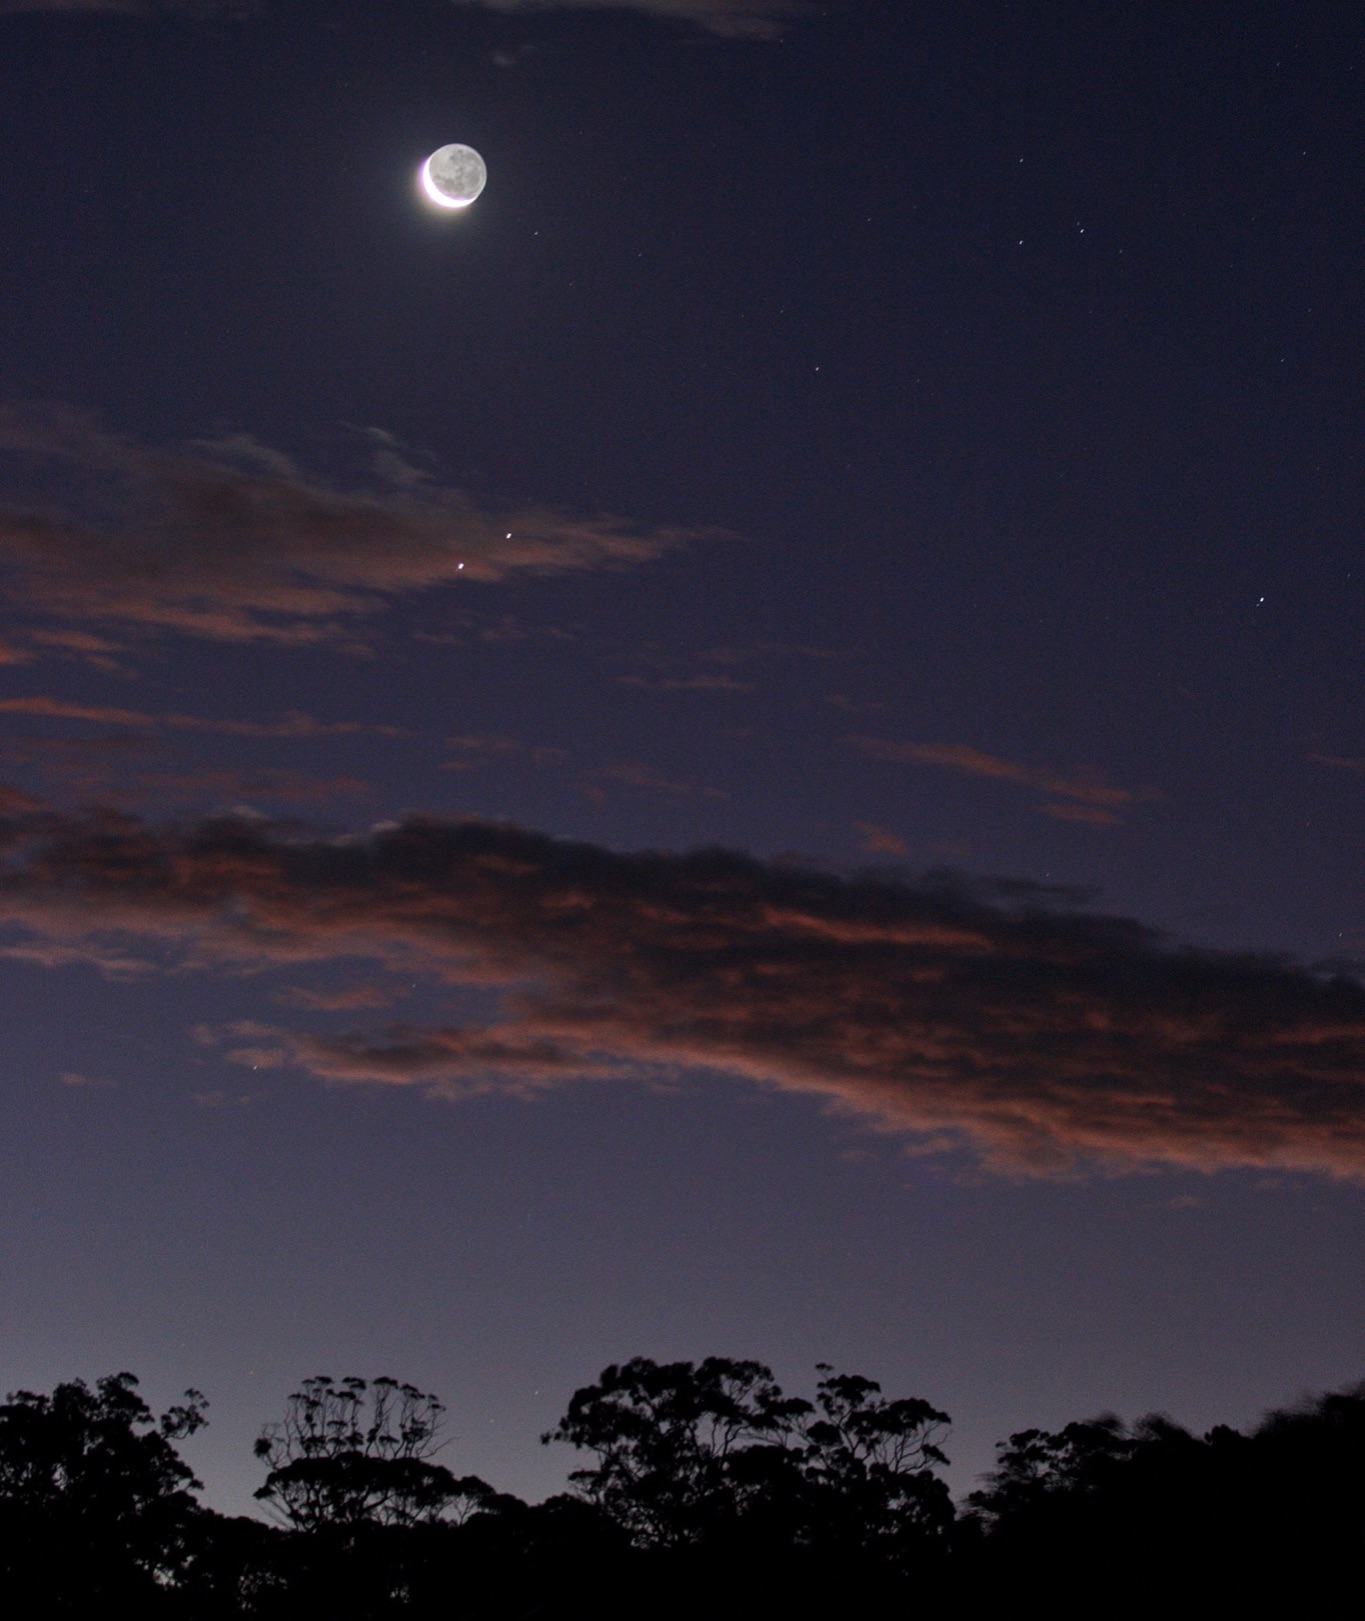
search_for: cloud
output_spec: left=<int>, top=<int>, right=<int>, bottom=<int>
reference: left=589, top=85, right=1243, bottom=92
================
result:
left=0, top=409, right=709, bottom=647
left=1309, top=753, right=1365, bottom=776
left=0, top=695, right=402, bottom=738
left=0, top=717, right=376, bottom=808
left=448, top=0, right=811, bottom=41
left=190, top=1088, right=255, bottom=1109
left=1038, top=801, right=1125, bottom=826
left=0, top=734, right=145, bottom=758
left=850, top=738, right=1143, bottom=825
left=440, top=739, right=727, bottom=799
left=588, top=760, right=727, bottom=798
left=619, top=673, right=755, bottom=692
left=24, top=629, right=131, bottom=673
left=617, top=640, right=843, bottom=694
left=274, top=982, right=401, bottom=1012
left=0, top=1, right=247, bottom=13
left=824, top=693, right=889, bottom=717
left=0, top=1, right=149, bottom=11
left=28, top=631, right=123, bottom=655
left=2, top=0, right=803, bottom=27
left=227, top=1020, right=608, bottom=1096
left=0, top=784, right=43, bottom=813
left=442, top=734, right=568, bottom=771
left=2, top=0, right=261, bottom=14
left=0, top=807, right=1363, bottom=1178
left=123, top=769, right=371, bottom=808
left=852, top=821, right=908, bottom=857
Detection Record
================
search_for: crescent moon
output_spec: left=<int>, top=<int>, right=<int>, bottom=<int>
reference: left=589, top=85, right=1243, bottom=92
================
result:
left=419, top=145, right=487, bottom=210
left=421, top=156, right=472, bottom=209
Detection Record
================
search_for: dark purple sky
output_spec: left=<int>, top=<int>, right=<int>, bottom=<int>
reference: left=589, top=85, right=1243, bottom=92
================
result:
left=0, top=0, right=1363, bottom=1512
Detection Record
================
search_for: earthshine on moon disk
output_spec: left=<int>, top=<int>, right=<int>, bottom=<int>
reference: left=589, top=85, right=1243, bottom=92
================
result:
left=420, top=144, right=487, bottom=209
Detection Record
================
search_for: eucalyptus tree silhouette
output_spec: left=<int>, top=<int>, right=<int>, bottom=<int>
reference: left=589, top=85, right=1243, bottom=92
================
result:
left=17, top=1359, right=1365, bottom=1621
left=544, top=1356, right=953, bottom=1567
left=0, top=1372, right=207, bottom=1614
left=543, top=1356, right=809, bottom=1548
left=796, top=1366, right=954, bottom=1558
left=253, top=1375, right=494, bottom=1532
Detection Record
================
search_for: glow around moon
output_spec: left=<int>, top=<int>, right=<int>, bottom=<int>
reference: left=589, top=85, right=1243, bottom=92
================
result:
left=420, top=144, right=487, bottom=209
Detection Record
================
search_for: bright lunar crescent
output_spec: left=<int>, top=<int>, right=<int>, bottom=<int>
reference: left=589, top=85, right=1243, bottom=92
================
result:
left=421, top=144, right=487, bottom=209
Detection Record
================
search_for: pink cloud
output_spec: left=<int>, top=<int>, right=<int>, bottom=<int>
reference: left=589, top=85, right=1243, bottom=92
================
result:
left=0, top=807, right=1362, bottom=1178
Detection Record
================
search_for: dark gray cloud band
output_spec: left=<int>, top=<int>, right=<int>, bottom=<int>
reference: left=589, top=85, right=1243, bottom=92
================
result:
left=1, top=806, right=1363, bottom=1178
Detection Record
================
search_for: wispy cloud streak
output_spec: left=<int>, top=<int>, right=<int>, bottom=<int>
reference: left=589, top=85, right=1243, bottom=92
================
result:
left=450, top=0, right=810, bottom=40
left=0, top=2, right=248, bottom=14
left=0, top=695, right=401, bottom=737
left=2, top=0, right=803, bottom=29
left=850, top=738, right=1143, bottom=825
left=0, top=409, right=709, bottom=647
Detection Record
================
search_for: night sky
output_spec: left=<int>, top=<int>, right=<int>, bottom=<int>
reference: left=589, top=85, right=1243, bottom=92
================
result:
left=1, top=0, right=1364, bottom=1513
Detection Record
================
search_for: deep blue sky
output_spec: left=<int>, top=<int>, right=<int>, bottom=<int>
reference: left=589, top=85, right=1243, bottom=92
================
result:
left=0, top=0, right=1363, bottom=1512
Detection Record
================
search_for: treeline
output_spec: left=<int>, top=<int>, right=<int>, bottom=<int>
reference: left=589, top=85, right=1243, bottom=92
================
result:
left=2, top=1357, right=1363, bottom=1618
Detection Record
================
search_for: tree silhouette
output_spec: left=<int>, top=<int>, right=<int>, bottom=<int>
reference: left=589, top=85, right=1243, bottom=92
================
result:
left=966, top=1412, right=1138, bottom=1524
left=0, top=1372, right=207, bottom=1614
left=795, top=1366, right=953, bottom=1557
left=6, top=1359, right=1365, bottom=1618
left=544, top=1356, right=953, bottom=1570
left=543, top=1356, right=810, bottom=1547
left=253, top=1375, right=494, bottom=1533
left=962, top=1400, right=1365, bottom=1619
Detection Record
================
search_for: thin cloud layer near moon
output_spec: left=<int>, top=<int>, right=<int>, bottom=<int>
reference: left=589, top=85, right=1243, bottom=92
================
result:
left=449, top=0, right=812, bottom=41
left=0, top=410, right=707, bottom=647
left=2, top=807, right=1363, bottom=1179
left=0, top=1, right=251, bottom=12
left=0, top=0, right=808, bottom=35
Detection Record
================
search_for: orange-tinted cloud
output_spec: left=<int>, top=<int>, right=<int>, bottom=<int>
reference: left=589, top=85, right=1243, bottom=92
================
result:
left=124, top=769, right=370, bottom=807
left=0, top=696, right=401, bottom=738
left=590, top=761, right=727, bottom=798
left=0, top=409, right=710, bottom=647
left=0, top=784, right=42, bottom=813
left=228, top=1021, right=610, bottom=1096
left=274, top=983, right=402, bottom=1012
left=1038, top=801, right=1122, bottom=826
left=0, top=712, right=375, bottom=808
left=58, top=1070, right=116, bottom=1089
left=0, top=697, right=179, bottom=729
left=850, top=737, right=1141, bottom=822
left=852, top=821, right=909, bottom=856
left=0, top=807, right=1362, bottom=1178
